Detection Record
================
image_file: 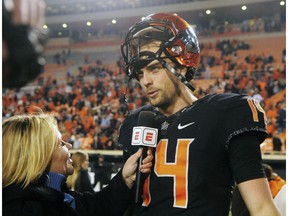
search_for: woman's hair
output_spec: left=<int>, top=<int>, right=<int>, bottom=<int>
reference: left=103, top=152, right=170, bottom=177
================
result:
left=66, top=151, right=88, bottom=190
left=2, top=114, right=59, bottom=188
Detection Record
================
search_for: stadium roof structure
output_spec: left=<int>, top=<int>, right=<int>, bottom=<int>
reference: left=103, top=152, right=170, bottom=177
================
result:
left=43, top=0, right=285, bottom=37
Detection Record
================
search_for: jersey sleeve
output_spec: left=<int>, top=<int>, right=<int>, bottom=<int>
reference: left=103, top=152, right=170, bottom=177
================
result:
left=214, top=94, right=267, bottom=183
left=228, top=134, right=266, bottom=184
left=218, top=94, right=267, bottom=147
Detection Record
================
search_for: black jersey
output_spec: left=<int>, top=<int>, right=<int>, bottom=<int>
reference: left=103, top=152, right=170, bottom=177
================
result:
left=118, top=93, right=267, bottom=216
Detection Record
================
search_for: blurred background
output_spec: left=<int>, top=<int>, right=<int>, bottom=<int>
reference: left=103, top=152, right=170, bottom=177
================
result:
left=2, top=0, right=286, bottom=187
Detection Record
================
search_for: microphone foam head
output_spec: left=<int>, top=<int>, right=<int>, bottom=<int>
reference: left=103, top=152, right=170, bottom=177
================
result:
left=138, top=111, right=156, bottom=127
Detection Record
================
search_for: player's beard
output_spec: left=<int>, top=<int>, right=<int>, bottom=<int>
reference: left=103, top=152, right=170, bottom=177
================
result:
left=149, top=79, right=180, bottom=111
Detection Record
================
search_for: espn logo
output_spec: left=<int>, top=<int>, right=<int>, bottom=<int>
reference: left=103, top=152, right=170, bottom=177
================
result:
left=131, top=126, right=158, bottom=147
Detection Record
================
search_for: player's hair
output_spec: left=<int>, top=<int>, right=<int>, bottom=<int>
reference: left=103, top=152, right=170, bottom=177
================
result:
left=2, top=114, right=59, bottom=188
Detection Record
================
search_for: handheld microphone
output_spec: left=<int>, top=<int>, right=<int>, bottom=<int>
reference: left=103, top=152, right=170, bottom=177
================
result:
left=132, top=111, right=158, bottom=203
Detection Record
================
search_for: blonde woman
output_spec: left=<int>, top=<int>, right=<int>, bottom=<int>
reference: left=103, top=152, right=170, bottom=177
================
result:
left=3, top=113, right=153, bottom=216
left=67, top=151, right=94, bottom=193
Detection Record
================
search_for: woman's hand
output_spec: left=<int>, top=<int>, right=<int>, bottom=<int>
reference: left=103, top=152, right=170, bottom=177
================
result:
left=122, top=148, right=153, bottom=189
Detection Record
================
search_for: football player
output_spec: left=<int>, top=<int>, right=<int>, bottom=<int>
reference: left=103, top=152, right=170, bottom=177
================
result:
left=119, top=13, right=280, bottom=216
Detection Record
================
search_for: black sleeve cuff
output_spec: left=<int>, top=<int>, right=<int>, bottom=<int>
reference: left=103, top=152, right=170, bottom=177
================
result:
left=228, top=133, right=266, bottom=184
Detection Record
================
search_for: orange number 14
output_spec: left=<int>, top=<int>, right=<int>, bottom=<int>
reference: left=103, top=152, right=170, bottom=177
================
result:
left=143, top=139, right=194, bottom=208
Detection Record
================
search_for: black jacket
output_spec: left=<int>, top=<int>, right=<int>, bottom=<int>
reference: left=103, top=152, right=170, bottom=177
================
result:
left=75, top=169, right=95, bottom=193
left=3, top=170, right=133, bottom=216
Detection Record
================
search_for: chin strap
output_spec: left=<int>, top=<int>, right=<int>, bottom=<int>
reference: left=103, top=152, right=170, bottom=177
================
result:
left=121, top=76, right=131, bottom=104
left=158, top=58, right=195, bottom=92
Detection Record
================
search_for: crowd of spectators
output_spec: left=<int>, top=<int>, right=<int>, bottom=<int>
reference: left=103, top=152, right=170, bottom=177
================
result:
left=49, top=11, right=284, bottom=41
left=2, top=35, right=286, bottom=153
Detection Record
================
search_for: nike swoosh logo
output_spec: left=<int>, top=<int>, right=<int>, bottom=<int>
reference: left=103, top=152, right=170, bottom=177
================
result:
left=178, top=122, right=195, bottom=130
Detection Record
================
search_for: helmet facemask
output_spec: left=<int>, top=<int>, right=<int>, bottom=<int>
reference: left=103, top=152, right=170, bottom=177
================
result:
left=121, top=13, right=200, bottom=91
